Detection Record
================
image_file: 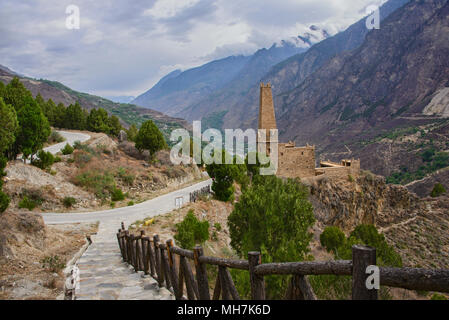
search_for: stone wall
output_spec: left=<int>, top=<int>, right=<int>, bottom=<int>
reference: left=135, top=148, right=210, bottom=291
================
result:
left=277, top=143, right=316, bottom=178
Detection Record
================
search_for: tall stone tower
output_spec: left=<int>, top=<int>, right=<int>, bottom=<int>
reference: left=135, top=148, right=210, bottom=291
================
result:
left=258, top=82, right=278, bottom=155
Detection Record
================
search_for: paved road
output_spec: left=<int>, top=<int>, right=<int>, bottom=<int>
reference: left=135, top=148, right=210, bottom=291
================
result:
left=44, top=131, right=91, bottom=155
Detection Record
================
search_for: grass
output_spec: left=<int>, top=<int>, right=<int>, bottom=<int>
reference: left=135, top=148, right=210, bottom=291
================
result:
left=74, top=170, right=116, bottom=199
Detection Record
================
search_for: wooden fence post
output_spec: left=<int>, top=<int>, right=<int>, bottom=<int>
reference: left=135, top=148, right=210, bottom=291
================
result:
left=124, top=231, right=130, bottom=263
left=117, top=230, right=124, bottom=260
left=194, top=246, right=210, bottom=300
left=121, top=222, right=125, bottom=231
left=248, top=252, right=265, bottom=300
left=352, top=245, right=378, bottom=300
left=153, top=235, right=163, bottom=287
left=166, top=240, right=180, bottom=299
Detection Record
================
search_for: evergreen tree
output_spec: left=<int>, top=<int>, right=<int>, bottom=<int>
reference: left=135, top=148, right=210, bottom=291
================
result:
left=14, top=96, right=51, bottom=159
left=3, top=77, right=32, bottom=110
left=126, top=124, right=138, bottom=142
left=87, top=108, right=110, bottom=133
left=108, top=115, right=122, bottom=136
left=0, top=98, right=18, bottom=155
left=53, top=103, right=66, bottom=128
left=43, top=99, right=56, bottom=126
left=228, top=176, right=315, bottom=298
left=64, top=102, right=87, bottom=130
left=135, top=120, right=167, bottom=158
left=0, top=156, right=9, bottom=213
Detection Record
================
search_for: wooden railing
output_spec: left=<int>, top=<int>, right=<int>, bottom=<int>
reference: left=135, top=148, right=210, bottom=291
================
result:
left=116, top=223, right=449, bottom=300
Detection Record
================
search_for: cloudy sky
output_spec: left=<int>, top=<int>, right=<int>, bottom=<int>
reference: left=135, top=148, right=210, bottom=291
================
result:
left=0, top=0, right=384, bottom=99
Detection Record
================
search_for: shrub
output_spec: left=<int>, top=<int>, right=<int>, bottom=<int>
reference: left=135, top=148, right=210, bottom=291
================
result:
left=174, top=210, right=209, bottom=249
left=32, top=150, right=55, bottom=170
left=211, top=231, right=218, bottom=241
left=111, top=188, right=125, bottom=201
left=74, top=170, right=116, bottom=199
left=61, top=143, right=74, bottom=155
left=41, top=255, right=66, bottom=273
left=73, top=151, right=92, bottom=167
left=320, top=226, right=346, bottom=253
left=431, top=293, right=447, bottom=300
left=0, top=191, right=10, bottom=213
left=19, top=195, right=38, bottom=211
left=431, top=183, right=446, bottom=197
left=63, top=197, right=76, bottom=208
left=127, top=201, right=135, bottom=206
left=214, top=222, right=222, bottom=232
left=48, top=131, right=65, bottom=144
left=116, top=167, right=135, bottom=185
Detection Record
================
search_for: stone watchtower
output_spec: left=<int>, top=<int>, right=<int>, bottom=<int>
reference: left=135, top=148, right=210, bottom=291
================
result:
left=258, top=82, right=278, bottom=156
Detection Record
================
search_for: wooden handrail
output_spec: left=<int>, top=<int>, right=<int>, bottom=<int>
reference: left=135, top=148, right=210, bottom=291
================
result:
left=117, top=224, right=449, bottom=300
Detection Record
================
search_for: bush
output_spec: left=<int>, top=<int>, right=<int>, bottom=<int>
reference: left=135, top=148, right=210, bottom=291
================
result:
left=19, top=195, right=39, bottom=211
left=174, top=210, right=210, bottom=249
left=0, top=191, right=10, bottom=213
left=431, top=183, right=446, bottom=197
left=116, top=167, right=135, bottom=185
left=32, top=150, right=55, bottom=170
left=41, top=255, right=65, bottom=273
left=431, top=293, right=447, bottom=300
left=73, top=151, right=92, bottom=167
left=63, top=197, right=76, bottom=208
left=48, top=131, right=65, bottom=144
left=61, top=143, right=74, bottom=155
left=111, top=188, right=125, bottom=201
left=74, top=170, right=116, bottom=199
left=214, top=222, right=222, bottom=231
left=320, top=226, right=346, bottom=253
left=127, top=201, right=135, bottom=206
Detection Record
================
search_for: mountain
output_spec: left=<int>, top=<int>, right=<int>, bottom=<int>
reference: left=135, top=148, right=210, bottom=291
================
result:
left=214, top=0, right=411, bottom=130
left=132, top=30, right=328, bottom=118
left=273, top=0, right=449, bottom=177
left=132, top=56, right=251, bottom=116
left=0, top=65, right=190, bottom=133
left=177, top=41, right=311, bottom=123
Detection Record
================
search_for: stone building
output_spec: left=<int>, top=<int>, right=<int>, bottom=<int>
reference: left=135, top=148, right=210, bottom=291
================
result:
left=257, top=82, right=360, bottom=179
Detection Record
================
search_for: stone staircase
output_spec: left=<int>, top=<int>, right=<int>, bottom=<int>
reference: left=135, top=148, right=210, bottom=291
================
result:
left=73, top=220, right=173, bottom=300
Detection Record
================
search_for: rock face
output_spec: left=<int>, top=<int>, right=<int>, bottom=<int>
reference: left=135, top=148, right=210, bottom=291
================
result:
left=309, top=172, right=423, bottom=232
left=423, top=87, right=449, bottom=117
left=118, top=130, right=127, bottom=143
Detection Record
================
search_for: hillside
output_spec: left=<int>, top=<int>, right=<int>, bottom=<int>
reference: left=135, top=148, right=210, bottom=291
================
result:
left=133, top=33, right=326, bottom=122
left=219, top=0, right=411, bottom=130
left=271, top=0, right=449, bottom=178
left=0, top=67, right=189, bottom=134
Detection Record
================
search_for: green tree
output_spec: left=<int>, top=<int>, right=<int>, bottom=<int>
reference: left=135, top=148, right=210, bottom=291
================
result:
left=174, top=210, right=210, bottom=249
left=0, top=156, right=9, bottom=213
left=126, top=124, right=138, bottom=142
left=87, top=108, right=110, bottom=133
left=64, top=102, right=87, bottom=130
left=42, top=98, right=56, bottom=125
left=14, top=96, right=51, bottom=159
left=3, top=77, right=33, bottom=111
left=206, top=151, right=246, bottom=201
left=108, top=115, right=122, bottom=136
left=430, top=183, right=446, bottom=197
left=135, top=120, right=167, bottom=159
left=0, top=98, right=18, bottom=154
left=53, top=103, right=67, bottom=128
left=228, top=176, right=315, bottom=298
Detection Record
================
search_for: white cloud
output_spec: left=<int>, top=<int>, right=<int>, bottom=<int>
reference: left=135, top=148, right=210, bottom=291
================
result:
left=144, top=0, right=201, bottom=19
left=0, top=0, right=388, bottom=97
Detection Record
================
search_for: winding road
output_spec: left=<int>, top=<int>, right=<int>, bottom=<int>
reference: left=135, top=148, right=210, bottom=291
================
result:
left=40, top=131, right=212, bottom=299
